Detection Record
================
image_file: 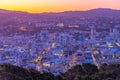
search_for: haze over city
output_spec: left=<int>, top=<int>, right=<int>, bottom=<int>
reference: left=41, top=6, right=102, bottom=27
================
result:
left=0, top=0, right=120, bottom=13
left=1, top=0, right=120, bottom=80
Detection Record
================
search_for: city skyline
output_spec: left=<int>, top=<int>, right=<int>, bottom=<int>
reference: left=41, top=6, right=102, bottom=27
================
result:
left=0, top=0, right=120, bottom=13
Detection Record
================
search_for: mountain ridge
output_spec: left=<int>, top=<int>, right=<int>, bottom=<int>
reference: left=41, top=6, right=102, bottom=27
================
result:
left=0, top=8, right=120, bottom=14
left=36, top=8, right=120, bottom=18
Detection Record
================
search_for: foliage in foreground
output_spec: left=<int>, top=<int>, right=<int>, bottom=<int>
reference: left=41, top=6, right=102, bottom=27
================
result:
left=0, top=63, right=120, bottom=80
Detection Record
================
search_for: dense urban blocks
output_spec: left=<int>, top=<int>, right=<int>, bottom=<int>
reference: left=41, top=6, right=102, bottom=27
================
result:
left=0, top=8, right=120, bottom=79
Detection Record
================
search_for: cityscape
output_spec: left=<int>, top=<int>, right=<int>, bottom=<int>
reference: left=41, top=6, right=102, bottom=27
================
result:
left=0, top=8, right=120, bottom=74
left=0, top=0, right=120, bottom=80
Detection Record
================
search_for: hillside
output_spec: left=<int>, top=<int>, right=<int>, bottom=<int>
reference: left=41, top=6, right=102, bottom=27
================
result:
left=0, top=8, right=120, bottom=35
left=0, top=8, right=120, bottom=23
left=0, top=63, right=120, bottom=80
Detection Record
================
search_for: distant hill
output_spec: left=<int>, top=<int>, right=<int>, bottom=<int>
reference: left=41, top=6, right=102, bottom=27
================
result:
left=37, top=8, right=120, bottom=18
left=0, top=8, right=120, bottom=18
left=0, top=8, right=120, bottom=35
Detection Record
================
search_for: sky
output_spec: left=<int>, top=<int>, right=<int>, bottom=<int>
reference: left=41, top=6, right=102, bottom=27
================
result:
left=0, top=0, right=120, bottom=13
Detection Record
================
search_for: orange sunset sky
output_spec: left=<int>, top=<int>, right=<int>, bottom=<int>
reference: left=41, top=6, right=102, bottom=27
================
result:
left=0, top=0, right=120, bottom=13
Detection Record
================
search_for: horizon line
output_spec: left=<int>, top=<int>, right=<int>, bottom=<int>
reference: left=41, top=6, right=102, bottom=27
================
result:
left=0, top=8, right=120, bottom=14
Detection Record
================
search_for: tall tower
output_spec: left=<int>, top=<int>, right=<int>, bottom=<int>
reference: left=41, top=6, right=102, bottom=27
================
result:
left=89, top=26, right=95, bottom=48
left=113, top=27, right=119, bottom=41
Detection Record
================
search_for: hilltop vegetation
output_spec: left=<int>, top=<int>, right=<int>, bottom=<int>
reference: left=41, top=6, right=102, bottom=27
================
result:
left=0, top=63, right=120, bottom=80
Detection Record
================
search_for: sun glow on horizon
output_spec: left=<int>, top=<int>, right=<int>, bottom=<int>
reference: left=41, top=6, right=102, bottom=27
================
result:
left=0, top=0, right=120, bottom=13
